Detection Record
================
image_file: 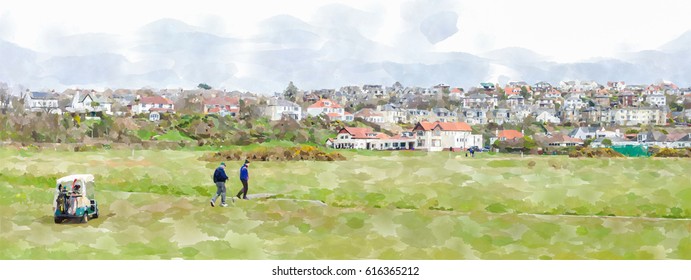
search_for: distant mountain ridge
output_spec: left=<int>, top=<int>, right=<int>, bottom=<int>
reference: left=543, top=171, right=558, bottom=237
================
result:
left=0, top=16, right=689, bottom=93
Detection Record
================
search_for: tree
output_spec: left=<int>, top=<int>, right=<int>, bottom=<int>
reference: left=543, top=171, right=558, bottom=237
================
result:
left=284, top=81, right=298, bottom=102
left=523, top=136, right=537, bottom=150
left=197, top=83, right=212, bottom=90
left=0, top=84, right=10, bottom=114
left=520, top=86, right=530, bottom=99
left=602, top=138, right=612, bottom=147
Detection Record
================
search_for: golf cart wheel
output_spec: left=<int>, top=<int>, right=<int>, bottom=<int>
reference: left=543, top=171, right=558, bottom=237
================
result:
left=81, top=213, right=88, bottom=223
left=54, top=217, right=63, bottom=224
left=92, top=211, right=99, bottom=219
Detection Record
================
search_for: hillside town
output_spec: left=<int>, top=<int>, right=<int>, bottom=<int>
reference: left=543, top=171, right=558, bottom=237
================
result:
left=1, top=79, right=690, bottom=152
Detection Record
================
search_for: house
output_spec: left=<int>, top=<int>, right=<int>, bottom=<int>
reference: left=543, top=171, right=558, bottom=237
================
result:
left=489, top=129, right=524, bottom=145
left=589, top=136, right=637, bottom=148
left=533, top=81, right=552, bottom=92
left=406, top=109, right=433, bottom=124
left=307, top=98, right=346, bottom=120
left=538, top=134, right=584, bottom=147
left=490, top=108, right=511, bottom=125
left=607, top=81, right=626, bottom=91
left=480, top=82, right=496, bottom=91
left=504, top=86, right=521, bottom=96
left=645, top=94, right=666, bottom=107
left=203, top=96, right=239, bottom=117
left=328, top=127, right=416, bottom=150
left=593, top=95, right=611, bottom=108
left=68, top=90, right=113, bottom=116
left=613, top=107, right=666, bottom=126
left=568, top=127, right=619, bottom=140
left=559, top=80, right=599, bottom=92
left=461, top=93, right=498, bottom=108
left=462, top=108, right=489, bottom=125
left=564, top=94, right=586, bottom=109
left=449, top=87, right=464, bottom=100
left=354, top=108, right=384, bottom=123
left=664, top=133, right=691, bottom=148
left=25, top=91, right=59, bottom=113
left=535, top=110, right=561, bottom=124
left=412, top=121, right=482, bottom=152
left=134, top=95, right=175, bottom=114
left=266, top=98, right=301, bottom=121
left=618, top=92, right=637, bottom=108
left=362, top=85, right=385, bottom=98
left=431, top=107, right=457, bottom=122
left=376, top=104, right=407, bottom=123
left=507, top=95, right=525, bottom=107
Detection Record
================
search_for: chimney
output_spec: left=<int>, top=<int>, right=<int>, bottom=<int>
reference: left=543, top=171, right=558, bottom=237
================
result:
left=496, top=129, right=499, bottom=136
left=521, top=129, right=524, bottom=136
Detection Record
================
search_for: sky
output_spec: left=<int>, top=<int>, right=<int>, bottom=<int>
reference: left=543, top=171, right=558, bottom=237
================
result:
left=1, top=0, right=690, bottom=92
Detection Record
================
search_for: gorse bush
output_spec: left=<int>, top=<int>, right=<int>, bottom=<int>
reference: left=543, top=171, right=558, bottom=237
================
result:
left=200, top=145, right=346, bottom=162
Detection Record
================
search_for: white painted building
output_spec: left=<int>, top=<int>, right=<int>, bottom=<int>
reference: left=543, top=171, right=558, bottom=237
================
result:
left=412, top=121, right=483, bottom=152
left=266, top=98, right=302, bottom=121
left=25, top=92, right=59, bottom=113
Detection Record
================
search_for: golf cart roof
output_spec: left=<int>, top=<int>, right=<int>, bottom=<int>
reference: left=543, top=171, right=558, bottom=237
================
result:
left=56, top=174, right=95, bottom=185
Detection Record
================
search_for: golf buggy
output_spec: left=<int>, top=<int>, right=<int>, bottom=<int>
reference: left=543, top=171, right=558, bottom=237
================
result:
left=53, top=174, right=99, bottom=224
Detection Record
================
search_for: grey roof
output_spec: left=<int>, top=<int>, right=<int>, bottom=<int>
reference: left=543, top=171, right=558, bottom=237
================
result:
left=30, top=92, right=55, bottom=99
left=273, top=99, right=299, bottom=107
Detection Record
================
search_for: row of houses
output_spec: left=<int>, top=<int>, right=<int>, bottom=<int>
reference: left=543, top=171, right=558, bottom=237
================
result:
left=326, top=121, right=484, bottom=152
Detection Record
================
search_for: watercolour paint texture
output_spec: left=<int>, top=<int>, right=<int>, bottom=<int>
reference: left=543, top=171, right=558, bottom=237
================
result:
left=1, top=0, right=691, bottom=260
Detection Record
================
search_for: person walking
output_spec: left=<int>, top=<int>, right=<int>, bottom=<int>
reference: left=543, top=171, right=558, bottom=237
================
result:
left=210, top=162, right=229, bottom=207
left=236, top=159, right=250, bottom=200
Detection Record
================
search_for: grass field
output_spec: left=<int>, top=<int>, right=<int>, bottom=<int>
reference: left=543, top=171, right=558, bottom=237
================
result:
left=1, top=148, right=690, bottom=259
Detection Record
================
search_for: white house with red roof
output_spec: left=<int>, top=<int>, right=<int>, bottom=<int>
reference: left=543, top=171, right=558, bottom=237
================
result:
left=327, top=127, right=416, bottom=150
left=412, top=121, right=483, bottom=152
left=489, top=129, right=524, bottom=145
left=307, top=98, right=353, bottom=121
left=133, top=95, right=175, bottom=114
left=203, top=96, right=240, bottom=117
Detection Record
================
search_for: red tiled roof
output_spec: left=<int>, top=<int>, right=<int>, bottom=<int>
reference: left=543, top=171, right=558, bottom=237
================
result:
left=308, top=98, right=342, bottom=109
left=413, top=121, right=471, bottom=132
left=208, top=108, right=221, bottom=113
left=340, top=127, right=375, bottom=139
left=327, top=112, right=341, bottom=117
left=414, top=121, right=436, bottom=131
left=344, top=112, right=353, bottom=115
left=140, top=96, right=173, bottom=105
left=435, top=121, right=472, bottom=131
left=203, top=96, right=239, bottom=106
left=498, top=129, right=523, bottom=139
left=450, top=87, right=462, bottom=93
left=375, top=134, right=389, bottom=139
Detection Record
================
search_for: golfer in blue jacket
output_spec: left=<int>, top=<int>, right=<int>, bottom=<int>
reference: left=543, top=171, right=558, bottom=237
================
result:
left=236, top=159, right=250, bottom=200
left=210, top=162, right=229, bottom=207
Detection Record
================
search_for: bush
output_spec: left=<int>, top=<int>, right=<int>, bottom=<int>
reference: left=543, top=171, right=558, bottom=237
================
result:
left=568, top=147, right=624, bottom=158
left=199, top=145, right=347, bottom=162
left=653, top=148, right=691, bottom=158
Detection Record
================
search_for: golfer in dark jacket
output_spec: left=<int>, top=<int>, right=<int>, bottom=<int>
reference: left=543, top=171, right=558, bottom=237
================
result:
left=210, top=162, right=229, bottom=207
left=236, top=160, right=250, bottom=200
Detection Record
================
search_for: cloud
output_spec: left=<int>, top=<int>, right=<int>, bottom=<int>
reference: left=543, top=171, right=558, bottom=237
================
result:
left=419, top=11, right=459, bottom=44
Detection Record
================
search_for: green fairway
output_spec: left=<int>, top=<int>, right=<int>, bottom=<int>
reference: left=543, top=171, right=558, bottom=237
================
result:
left=1, top=148, right=690, bottom=259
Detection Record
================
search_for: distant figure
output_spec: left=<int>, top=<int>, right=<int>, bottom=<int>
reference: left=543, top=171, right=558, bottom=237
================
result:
left=236, top=159, right=250, bottom=200
left=470, top=148, right=475, bottom=158
left=210, top=162, right=229, bottom=207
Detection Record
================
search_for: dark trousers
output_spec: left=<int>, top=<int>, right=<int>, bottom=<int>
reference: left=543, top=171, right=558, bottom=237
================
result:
left=237, top=179, right=248, bottom=198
